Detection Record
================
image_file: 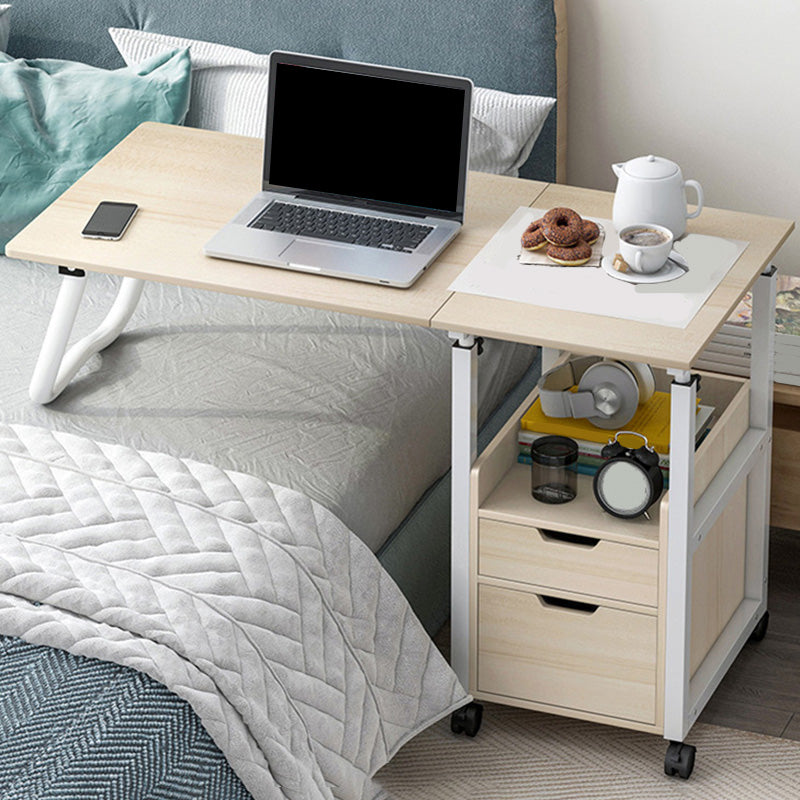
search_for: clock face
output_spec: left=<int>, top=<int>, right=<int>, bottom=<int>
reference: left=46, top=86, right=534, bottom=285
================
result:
left=595, top=460, right=651, bottom=517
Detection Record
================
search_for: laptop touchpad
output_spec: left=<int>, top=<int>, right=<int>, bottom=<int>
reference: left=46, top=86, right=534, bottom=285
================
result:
left=283, top=239, right=359, bottom=272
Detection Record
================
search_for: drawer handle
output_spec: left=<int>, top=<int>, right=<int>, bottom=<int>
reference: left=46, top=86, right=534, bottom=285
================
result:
left=539, top=529, right=600, bottom=549
left=538, top=594, right=599, bottom=615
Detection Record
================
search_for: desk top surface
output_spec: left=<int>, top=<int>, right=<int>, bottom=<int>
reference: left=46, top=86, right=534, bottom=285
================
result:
left=6, top=122, right=547, bottom=329
left=7, top=122, right=794, bottom=368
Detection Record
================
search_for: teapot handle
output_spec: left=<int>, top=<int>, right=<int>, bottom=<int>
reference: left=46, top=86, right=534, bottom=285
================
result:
left=684, top=179, right=704, bottom=219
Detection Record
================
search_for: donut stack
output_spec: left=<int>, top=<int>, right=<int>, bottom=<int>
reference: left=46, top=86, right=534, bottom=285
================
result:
left=521, top=207, right=600, bottom=266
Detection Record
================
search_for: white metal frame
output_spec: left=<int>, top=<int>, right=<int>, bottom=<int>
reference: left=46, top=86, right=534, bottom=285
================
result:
left=448, top=331, right=479, bottom=688
left=29, top=268, right=144, bottom=405
left=450, top=266, right=777, bottom=740
left=663, top=265, right=776, bottom=743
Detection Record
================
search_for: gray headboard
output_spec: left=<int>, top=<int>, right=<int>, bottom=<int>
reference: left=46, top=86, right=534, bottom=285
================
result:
left=6, top=0, right=564, bottom=182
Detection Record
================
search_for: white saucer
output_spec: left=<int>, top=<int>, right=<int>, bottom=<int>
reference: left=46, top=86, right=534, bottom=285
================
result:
left=601, top=254, right=687, bottom=284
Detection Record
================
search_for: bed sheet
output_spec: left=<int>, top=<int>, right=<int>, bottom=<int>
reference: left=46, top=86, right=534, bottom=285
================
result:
left=0, top=257, right=535, bottom=552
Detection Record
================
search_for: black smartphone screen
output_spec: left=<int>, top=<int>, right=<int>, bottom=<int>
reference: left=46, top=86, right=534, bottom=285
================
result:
left=82, top=202, right=138, bottom=238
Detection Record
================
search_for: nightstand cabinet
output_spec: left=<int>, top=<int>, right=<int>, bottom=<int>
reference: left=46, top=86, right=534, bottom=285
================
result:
left=469, top=364, right=751, bottom=735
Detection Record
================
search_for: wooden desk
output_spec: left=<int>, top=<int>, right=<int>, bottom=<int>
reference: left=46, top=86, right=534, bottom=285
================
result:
left=7, top=121, right=792, bottom=366
left=6, top=122, right=548, bottom=328
left=431, top=184, right=793, bottom=369
left=6, top=121, right=795, bottom=777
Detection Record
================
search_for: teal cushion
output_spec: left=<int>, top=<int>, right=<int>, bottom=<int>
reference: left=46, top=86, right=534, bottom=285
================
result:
left=0, top=48, right=191, bottom=253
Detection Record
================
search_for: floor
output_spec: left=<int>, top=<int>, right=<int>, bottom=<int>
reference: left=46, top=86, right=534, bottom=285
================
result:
left=436, top=526, right=800, bottom=742
left=698, top=526, right=800, bottom=740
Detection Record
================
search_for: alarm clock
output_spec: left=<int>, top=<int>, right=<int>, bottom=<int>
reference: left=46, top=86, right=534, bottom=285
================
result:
left=592, top=431, right=664, bottom=519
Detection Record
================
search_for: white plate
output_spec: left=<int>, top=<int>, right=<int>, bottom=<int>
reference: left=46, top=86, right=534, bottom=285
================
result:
left=601, top=253, right=687, bottom=284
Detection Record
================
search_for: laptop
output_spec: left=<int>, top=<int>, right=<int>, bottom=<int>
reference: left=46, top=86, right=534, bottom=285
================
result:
left=204, top=51, right=473, bottom=288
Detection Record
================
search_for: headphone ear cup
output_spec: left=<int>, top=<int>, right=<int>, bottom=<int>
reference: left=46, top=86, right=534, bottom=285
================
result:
left=578, top=360, right=640, bottom=429
left=620, top=361, right=656, bottom=404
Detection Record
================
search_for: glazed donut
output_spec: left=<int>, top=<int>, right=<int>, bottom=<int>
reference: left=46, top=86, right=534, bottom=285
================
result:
left=521, top=219, right=547, bottom=250
left=581, top=219, right=600, bottom=245
left=542, top=207, right=582, bottom=246
left=546, top=239, right=593, bottom=266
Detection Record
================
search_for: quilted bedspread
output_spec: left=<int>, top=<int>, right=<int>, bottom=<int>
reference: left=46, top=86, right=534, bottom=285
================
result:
left=0, top=423, right=468, bottom=800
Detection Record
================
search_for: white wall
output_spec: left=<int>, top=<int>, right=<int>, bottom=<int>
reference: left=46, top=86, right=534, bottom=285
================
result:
left=564, top=0, right=798, bottom=274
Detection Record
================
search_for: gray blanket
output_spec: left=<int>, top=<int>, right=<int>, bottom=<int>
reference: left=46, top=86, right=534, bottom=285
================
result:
left=0, top=423, right=468, bottom=800
left=0, top=255, right=534, bottom=553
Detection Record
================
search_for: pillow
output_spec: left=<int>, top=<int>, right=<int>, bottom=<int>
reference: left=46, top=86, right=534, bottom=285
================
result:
left=109, top=28, right=270, bottom=138
left=110, top=28, right=555, bottom=178
left=470, top=87, right=556, bottom=177
left=0, top=5, right=10, bottom=52
left=0, top=48, right=191, bottom=253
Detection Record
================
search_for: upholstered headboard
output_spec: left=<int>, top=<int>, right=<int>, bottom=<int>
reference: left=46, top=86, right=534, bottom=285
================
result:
left=6, top=0, right=566, bottom=182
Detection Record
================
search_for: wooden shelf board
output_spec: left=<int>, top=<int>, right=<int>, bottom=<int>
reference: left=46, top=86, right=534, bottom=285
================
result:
left=478, top=465, right=661, bottom=549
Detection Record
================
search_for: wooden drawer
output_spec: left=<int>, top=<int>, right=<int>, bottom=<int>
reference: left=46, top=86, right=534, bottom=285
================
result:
left=478, top=519, right=658, bottom=606
left=477, top=584, right=657, bottom=724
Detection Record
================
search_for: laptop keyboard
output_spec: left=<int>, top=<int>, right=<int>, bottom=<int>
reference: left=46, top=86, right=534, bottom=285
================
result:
left=248, top=202, right=434, bottom=253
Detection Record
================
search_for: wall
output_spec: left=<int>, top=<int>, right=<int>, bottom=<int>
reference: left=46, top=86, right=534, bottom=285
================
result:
left=565, top=0, right=798, bottom=274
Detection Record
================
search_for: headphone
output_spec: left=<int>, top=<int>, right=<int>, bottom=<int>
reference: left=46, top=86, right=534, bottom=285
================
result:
left=537, top=355, right=655, bottom=429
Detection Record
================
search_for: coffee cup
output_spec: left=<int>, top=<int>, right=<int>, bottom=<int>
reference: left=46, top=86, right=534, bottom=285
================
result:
left=618, top=223, right=674, bottom=274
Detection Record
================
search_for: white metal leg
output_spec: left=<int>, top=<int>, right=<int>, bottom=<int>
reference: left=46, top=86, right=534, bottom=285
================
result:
left=746, top=266, right=777, bottom=606
left=663, top=369, right=698, bottom=743
left=449, top=331, right=479, bottom=690
left=541, top=347, right=562, bottom=373
left=663, top=266, right=777, bottom=746
left=29, top=268, right=144, bottom=404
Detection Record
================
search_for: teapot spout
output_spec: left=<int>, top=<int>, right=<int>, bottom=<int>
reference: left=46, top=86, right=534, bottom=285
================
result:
left=612, top=162, right=624, bottom=179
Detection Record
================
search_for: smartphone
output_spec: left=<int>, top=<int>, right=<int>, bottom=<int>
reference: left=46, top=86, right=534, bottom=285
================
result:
left=81, top=201, right=139, bottom=240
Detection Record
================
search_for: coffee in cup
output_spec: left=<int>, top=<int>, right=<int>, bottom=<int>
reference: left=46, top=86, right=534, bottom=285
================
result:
left=618, top=223, right=674, bottom=274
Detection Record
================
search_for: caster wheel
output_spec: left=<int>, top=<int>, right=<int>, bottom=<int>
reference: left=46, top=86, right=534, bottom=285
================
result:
left=450, top=702, right=483, bottom=737
left=750, top=611, right=769, bottom=642
left=664, top=740, right=696, bottom=779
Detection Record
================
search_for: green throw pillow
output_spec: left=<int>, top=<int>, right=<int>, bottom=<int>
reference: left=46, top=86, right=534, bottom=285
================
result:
left=0, top=48, right=191, bottom=253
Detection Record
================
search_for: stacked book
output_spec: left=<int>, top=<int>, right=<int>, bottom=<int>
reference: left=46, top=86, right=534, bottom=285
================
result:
left=695, top=276, right=800, bottom=385
left=518, top=391, right=715, bottom=487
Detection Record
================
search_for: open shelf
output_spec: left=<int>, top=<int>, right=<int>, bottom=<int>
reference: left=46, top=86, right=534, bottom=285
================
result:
left=479, top=464, right=660, bottom=549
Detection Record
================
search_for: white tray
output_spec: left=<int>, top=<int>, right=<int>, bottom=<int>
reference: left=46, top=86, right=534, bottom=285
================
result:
left=449, top=207, right=749, bottom=329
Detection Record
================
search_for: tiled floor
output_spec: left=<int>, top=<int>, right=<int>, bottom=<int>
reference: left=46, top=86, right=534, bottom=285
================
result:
left=436, top=527, right=800, bottom=741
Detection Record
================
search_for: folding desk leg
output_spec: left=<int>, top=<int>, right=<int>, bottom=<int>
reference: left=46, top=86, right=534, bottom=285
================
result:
left=29, top=268, right=145, bottom=405
left=663, top=369, right=698, bottom=748
left=449, top=331, right=479, bottom=691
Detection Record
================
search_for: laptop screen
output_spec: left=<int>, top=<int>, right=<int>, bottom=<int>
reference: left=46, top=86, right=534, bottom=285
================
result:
left=264, top=54, right=471, bottom=218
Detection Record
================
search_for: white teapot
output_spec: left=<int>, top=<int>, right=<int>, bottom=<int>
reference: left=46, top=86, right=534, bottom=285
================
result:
left=611, top=155, right=703, bottom=239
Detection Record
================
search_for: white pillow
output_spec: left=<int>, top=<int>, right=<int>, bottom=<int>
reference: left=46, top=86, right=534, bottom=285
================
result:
left=109, top=28, right=270, bottom=137
left=0, top=5, right=11, bottom=53
left=109, top=27, right=555, bottom=178
left=470, top=86, right=555, bottom=176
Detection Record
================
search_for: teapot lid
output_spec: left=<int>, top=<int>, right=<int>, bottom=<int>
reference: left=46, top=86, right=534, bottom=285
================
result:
left=623, top=154, right=679, bottom=180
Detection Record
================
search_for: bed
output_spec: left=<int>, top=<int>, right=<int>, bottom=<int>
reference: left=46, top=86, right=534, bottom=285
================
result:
left=0, top=1, right=564, bottom=797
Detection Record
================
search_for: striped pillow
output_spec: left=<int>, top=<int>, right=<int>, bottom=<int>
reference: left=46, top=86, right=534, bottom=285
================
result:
left=109, top=27, right=555, bottom=178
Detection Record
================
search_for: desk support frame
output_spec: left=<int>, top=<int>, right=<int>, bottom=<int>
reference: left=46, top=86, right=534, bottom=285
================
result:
left=451, top=270, right=777, bottom=747
left=662, top=265, right=776, bottom=745
left=29, top=269, right=144, bottom=405
left=449, top=331, right=479, bottom=690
